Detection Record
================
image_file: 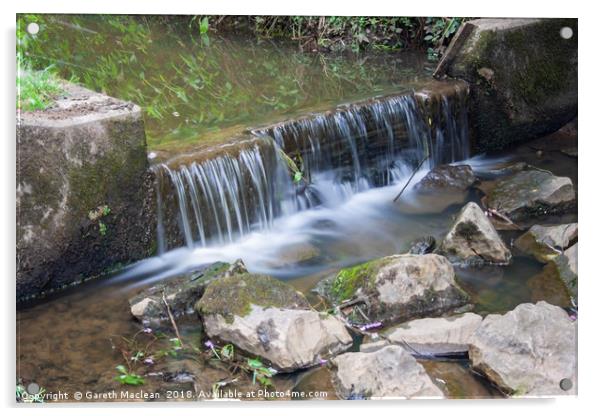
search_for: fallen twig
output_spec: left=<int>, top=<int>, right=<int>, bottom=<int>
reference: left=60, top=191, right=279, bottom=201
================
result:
left=393, top=154, right=429, bottom=202
left=162, top=291, right=185, bottom=348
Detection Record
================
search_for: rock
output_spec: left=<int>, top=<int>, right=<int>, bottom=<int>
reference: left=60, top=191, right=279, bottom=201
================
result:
left=540, top=243, right=577, bottom=302
left=440, top=18, right=577, bottom=151
left=515, top=223, right=577, bottom=263
left=484, top=170, right=576, bottom=221
left=265, top=242, right=320, bottom=268
left=319, top=254, right=469, bottom=325
left=330, top=345, right=445, bottom=399
left=407, top=236, right=436, bottom=255
left=561, top=148, right=578, bottom=158
left=439, top=202, right=511, bottom=266
left=17, top=82, right=156, bottom=301
left=129, top=260, right=247, bottom=327
left=383, top=313, right=483, bottom=356
left=197, top=273, right=352, bottom=372
left=359, top=340, right=390, bottom=353
left=468, top=301, right=577, bottom=396
left=414, top=165, right=476, bottom=192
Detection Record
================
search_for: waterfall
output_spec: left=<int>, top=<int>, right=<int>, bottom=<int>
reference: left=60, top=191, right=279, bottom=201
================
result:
left=156, top=82, right=470, bottom=250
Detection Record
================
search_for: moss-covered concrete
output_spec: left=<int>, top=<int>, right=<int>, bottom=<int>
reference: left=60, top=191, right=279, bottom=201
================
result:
left=444, top=18, right=577, bottom=151
left=196, top=273, right=310, bottom=323
left=17, top=82, right=157, bottom=302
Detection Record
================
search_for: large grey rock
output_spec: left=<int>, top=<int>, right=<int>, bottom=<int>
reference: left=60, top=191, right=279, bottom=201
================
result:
left=331, top=345, right=444, bottom=399
left=515, top=223, right=577, bottom=263
left=484, top=170, right=576, bottom=221
left=197, top=273, right=352, bottom=372
left=319, top=254, right=469, bottom=326
left=129, top=260, right=247, bottom=327
left=17, top=82, right=155, bottom=301
left=383, top=313, right=483, bottom=356
left=439, top=202, right=511, bottom=266
left=469, top=301, right=577, bottom=396
left=438, top=18, right=577, bottom=151
left=414, top=164, right=476, bottom=192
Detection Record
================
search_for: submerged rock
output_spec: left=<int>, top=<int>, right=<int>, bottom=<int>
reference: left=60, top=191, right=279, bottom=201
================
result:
left=484, top=170, right=576, bottom=221
left=407, top=236, right=437, bottom=255
left=264, top=242, right=321, bottom=269
left=196, top=273, right=352, bottom=372
left=129, top=260, right=247, bottom=327
left=383, top=313, right=483, bottom=356
left=318, top=254, right=469, bottom=326
left=544, top=243, right=578, bottom=302
left=414, top=164, right=476, bottom=192
left=515, top=223, right=577, bottom=263
left=330, top=345, right=444, bottom=399
left=468, top=301, right=577, bottom=396
left=439, top=202, right=511, bottom=266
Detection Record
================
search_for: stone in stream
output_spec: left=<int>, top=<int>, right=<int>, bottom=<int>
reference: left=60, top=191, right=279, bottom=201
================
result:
left=514, top=223, right=577, bottom=263
left=129, top=260, right=247, bottom=327
left=316, top=254, right=469, bottom=326
left=382, top=313, right=483, bottom=356
left=438, top=202, right=511, bottom=266
left=468, top=301, right=577, bottom=396
left=407, top=236, right=437, bottom=255
left=414, top=164, right=476, bottom=192
left=535, top=243, right=577, bottom=303
left=330, top=345, right=445, bottom=399
left=439, top=18, right=577, bottom=151
left=196, top=273, right=352, bottom=372
left=483, top=170, right=576, bottom=221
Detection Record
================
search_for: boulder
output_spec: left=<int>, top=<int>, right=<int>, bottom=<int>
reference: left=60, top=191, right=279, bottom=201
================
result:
left=383, top=313, right=483, bottom=356
left=17, top=82, right=156, bottom=301
left=414, top=165, right=476, bottom=192
left=319, top=254, right=469, bottom=325
left=484, top=170, right=576, bottom=221
left=437, top=18, right=577, bottom=151
left=540, top=243, right=577, bottom=302
left=129, top=260, right=247, bottom=327
left=197, top=273, right=352, bottom=372
left=330, top=345, right=444, bottom=399
left=515, top=223, right=577, bottom=263
left=469, top=301, right=577, bottom=396
left=439, top=202, right=511, bottom=266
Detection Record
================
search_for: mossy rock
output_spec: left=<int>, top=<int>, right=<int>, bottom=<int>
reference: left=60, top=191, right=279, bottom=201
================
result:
left=445, top=18, right=577, bottom=151
left=197, top=273, right=310, bottom=323
left=317, top=254, right=470, bottom=326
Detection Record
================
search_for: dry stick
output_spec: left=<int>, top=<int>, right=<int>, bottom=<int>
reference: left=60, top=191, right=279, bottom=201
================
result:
left=162, top=291, right=185, bottom=348
left=393, top=154, right=429, bottom=202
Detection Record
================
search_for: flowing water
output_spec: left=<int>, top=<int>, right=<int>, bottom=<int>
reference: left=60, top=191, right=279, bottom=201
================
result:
left=17, top=16, right=578, bottom=401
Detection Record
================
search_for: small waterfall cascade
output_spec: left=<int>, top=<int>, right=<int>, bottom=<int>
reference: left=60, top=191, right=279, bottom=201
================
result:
left=155, top=81, right=471, bottom=251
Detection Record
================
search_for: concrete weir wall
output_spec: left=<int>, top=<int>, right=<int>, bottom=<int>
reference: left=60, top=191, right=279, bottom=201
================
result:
left=17, top=83, right=157, bottom=301
left=435, top=18, right=578, bottom=151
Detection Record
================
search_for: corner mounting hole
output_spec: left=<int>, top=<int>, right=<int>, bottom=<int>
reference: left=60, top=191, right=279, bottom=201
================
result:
left=26, top=22, right=40, bottom=35
left=560, top=26, right=573, bottom=40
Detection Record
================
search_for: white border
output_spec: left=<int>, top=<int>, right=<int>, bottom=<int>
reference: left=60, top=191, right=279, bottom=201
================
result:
left=2, top=1, right=597, bottom=415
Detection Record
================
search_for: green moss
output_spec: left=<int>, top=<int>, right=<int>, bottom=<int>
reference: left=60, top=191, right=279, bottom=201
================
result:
left=197, top=273, right=309, bottom=322
left=330, top=259, right=383, bottom=303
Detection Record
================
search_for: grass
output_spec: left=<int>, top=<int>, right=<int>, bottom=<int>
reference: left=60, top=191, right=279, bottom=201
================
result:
left=17, top=67, right=63, bottom=112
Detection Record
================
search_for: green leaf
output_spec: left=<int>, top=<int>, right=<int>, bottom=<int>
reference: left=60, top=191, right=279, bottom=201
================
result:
left=199, top=17, right=209, bottom=35
left=294, top=171, right=303, bottom=183
left=247, top=358, right=263, bottom=369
